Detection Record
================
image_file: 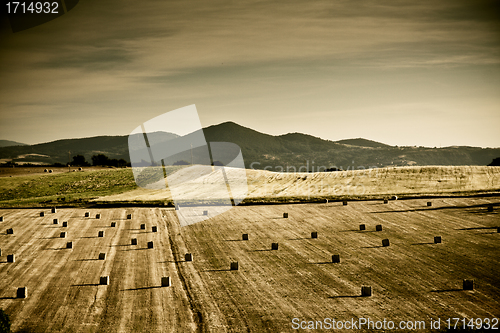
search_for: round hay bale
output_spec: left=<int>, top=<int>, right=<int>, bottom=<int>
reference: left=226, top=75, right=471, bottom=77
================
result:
left=62, top=221, right=68, bottom=227
left=242, top=233, right=249, bottom=240
left=152, top=226, right=157, bottom=232
left=342, top=201, right=348, bottom=206
left=48, top=169, right=53, bottom=173
left=98, top=253, right=106, bottom=260
left=147, top=241, right=154, bottom=249
left=332, top=254, right=340, bottom=263
left=311, top=231, right=318, bottom=239
left=391, top=195, right=398, bottom=200
left=131, top=238, right=137, bottom=245
left=359, top=224, right=366, bottom=231
left=44, top=169, right=48, bottom=172
left=375, top=224, right=382, bottom=231
left=127, top=214, right=132, bottom=219
left=78, top=167, right=82, bottom=171
left=66, top=242, right=73, bottom=249
left=140, top=224, right=146, bottom=230
left=96, top=214, right=101, bottom=219
left=111, top=222, right=116, bottom=227
left=17, top=287, right=27, bottom=298
left=161, top=277, right=170, bottom=287
left=283, top=213, right=288, bottom=218
left=51, top=207, right=57, bottom=213
left=6, top=228, right=13, bottom=234
left=53, top=218, right=58, bottom=224
left=383, top=199, right=388, bottom=204
left=7, top=254, right=15, bottom=262
left=230, top=262, right=239, bottom=270
left=99, top=276, right=109, bottom=285
left=463, top=279, right=474, bottom=290
left=185, top=253, right=192, bottom=261
left=434, top=236, right=441, bottom=244
left=361, top=286, right=372, bottom=297
left=382, top=239, right=390, bottom=247
left=39, top=212, right=45, bottom=217
left=84, top=212, right=90, bottom=217
left=98, top=231, right=104, bottom=237
left=271, top=242, right=279, bottom=250
left=60, top=232, right=66, bottom=238
left=0, top=216, right=3, bottom=222
left=427, top=202, right=432, bottom=207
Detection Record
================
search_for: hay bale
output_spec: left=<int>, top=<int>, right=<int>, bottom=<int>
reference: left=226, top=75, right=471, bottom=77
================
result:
left=17, top=287, right=27, bottom=299
left=230, top=262, right=239, bottom=270
left=463, top=279, right=474, bottom=290
left=185, top=253, right=192, bottom=261
left=140, top=224, right=145, bottom=230
left=203, top=210, right=208, bottom=216
left=361, top=286, right=372, bottom=297
left=98, top=253, right=106, bottom=260
left=78, top=167, right=82, bottom=171
left=343, top=201, right=348, bottom=206
left=161, top=277, right=170, bottom=287
left=427, top=202, right=432, bottom=207
left=332, top=254, right=340, bottom=263
left=359, top=224, right=366, bottom=231
left=242, top=233, right=249, bottom=240
left=49, top=169, right=53, bottom=173
left=271, top=242, right=279, bottom=250
left=51, top=207, right=56, bottom=213
left=66, top=242, right=73, bottom=249
left=383, top=199, right=388, bottom=204
left=488, top=205, right=494, bottom=212
left=0, top=216, right=3, bottom=222
left=96, top=214, right=101, bottom=219
left=0, top=249, right=1, bottom=256
left=382, top=239, right=390, bottom=247
left=391, top=196, right=398, bottom=200
left=152, top=226, right=157, bottom=232
left=283, top=213, right=288, bottom=218
left=127, top=214, right=132, bottom=219
left=147, top=241, right=154, bottom=249
left=99, top=276, right=109, bottom=285
left=7, top=254, right=15, bottom=262
left=44, top=169, right=48, bottom=172
left=62, top=221, right=68, bottom=227
left=84, top=212, right=89, bottom=217
left=98, top=231, right=104, bottom=237
left=60, top=232, right=66, bottom=238
left=311, top=231, right=318, bottom=239
left=131, top=238, right=137, bottom=245
left=376, top=225, right=382, bottom=231
left=111, top=222, right=116, bottom=227
left=175, top=204, right=179, bottom=211
left=6, top=228, right=13, bottom=234
left=40, top=212, right=45, bottom=217
left=434, top=236, right=442, bottom=244
left=53, top=218, right=59, bottom=224
left=497, top=227, right=500, bottom=233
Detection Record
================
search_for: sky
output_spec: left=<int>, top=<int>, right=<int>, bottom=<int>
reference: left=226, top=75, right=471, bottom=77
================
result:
left=0, top=0, right=499, bottom=147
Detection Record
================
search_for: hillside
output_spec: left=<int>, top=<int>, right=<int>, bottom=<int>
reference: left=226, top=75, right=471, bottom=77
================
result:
left=0, top=121, right=499, bottom=169
left=0, top=139, right=27, bottom=147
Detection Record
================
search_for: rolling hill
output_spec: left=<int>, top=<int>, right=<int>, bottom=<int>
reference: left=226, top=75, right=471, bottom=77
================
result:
left=0, top=121, right=499, bottom=169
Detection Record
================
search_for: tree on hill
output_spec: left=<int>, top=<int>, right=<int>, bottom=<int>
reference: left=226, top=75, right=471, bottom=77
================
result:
left=72, top=155, right=90, bottom=166
left=91, top=154, right=129, bottom=167
left=173, top=160, right=190, bottom=165
left=488, top=157, right=500, bottom=166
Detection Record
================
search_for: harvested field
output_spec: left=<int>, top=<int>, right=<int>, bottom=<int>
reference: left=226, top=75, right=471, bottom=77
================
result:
left=0, top=197, right=499, bottom=332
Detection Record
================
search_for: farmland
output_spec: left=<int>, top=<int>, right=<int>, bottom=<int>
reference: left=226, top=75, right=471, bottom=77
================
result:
left=0, top=196, right=499, bottom=332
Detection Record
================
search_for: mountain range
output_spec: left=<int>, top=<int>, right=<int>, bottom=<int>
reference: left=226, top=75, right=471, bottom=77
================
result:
left=0, top=121, right=499, bottom=170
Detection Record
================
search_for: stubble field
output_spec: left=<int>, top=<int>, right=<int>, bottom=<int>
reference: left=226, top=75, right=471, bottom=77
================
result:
left=0, top=197, right=499, bottom=332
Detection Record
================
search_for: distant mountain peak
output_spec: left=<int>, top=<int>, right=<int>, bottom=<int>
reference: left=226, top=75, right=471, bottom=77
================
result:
left=0, top=140, right=27, bottom=148
left=335, top=138, right=392, bottom=148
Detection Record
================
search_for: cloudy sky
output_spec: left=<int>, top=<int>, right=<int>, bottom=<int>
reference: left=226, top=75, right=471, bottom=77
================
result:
left=0, top=0, right=499, bottom=147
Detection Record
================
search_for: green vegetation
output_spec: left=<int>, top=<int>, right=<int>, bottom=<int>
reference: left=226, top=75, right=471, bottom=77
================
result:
left=0, top=168, right=137, bottom=207
left=0, top=309, right=10, bottom=333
